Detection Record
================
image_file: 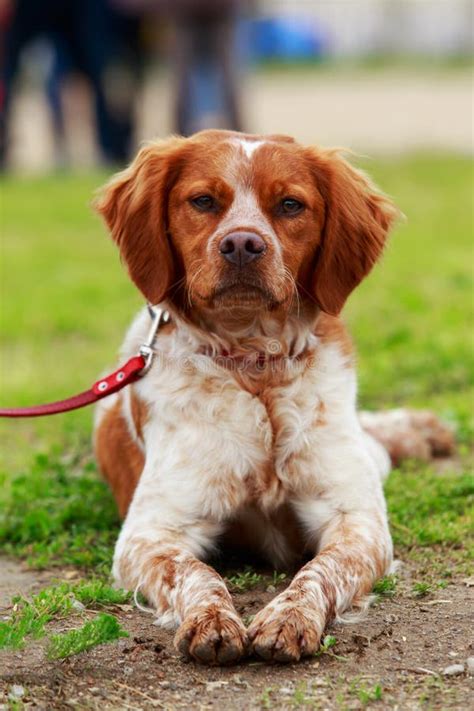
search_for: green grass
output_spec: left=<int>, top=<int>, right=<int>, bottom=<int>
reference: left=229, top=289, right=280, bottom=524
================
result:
left=0, top=601, right=49, bottom=650
left=0, top=580, right=130, bottom=650
left=258, top=55, right=473, bottom=75
left=0, top=171, right=142, bottom=473
left=351, top=155, right=473, bottom=434
left=225, top=568, right=287, bottom=592
left=0, top=452, right=119, bottom=570
left=411, top=581, right=432, bottom=598
left=0, top=584, right=82, bottom=651
left=354, top=682, right=384, bottom=706
left=47, top=613, right=128, bottom=660
left=386, top=466, right=473, bottom=552
left=314, top=634, right=348, bottom=662
left=372, top=575, right=398, bottom=598
left=260, top=687, right=274, bottom=709
left=0, top=155, right=473, bottom=601
left=226, top=567, right=265, bottom=591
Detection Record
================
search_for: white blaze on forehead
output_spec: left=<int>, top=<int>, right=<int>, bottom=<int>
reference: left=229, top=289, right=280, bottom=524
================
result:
left=235, top=138, right=266, bottom=159
left=208, top=135, right=280, bottom=255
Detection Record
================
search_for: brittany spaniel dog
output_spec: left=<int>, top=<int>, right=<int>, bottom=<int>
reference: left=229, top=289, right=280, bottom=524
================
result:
left=93, top=130, right=453, bottom=665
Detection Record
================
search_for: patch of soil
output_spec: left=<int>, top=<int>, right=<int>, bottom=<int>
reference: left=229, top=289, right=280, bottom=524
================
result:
left=1, top=558, right=472, bottom=710
left=0, top=559, right=58, bottom=608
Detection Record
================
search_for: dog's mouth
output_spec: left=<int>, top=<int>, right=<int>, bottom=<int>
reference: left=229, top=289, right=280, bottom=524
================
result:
left=211, top=282, right=276, bottom=309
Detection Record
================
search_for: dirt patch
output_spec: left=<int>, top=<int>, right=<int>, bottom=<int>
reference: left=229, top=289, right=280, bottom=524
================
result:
left=0, top=559, right=58, bottom=608
left=1, top=558, right=472, bottom=709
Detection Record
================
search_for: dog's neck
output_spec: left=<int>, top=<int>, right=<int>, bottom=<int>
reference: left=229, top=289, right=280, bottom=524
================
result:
left=164, top=301, right=320, bottom=360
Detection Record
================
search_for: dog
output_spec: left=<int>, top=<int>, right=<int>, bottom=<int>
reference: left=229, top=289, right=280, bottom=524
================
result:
left=93, top=130, right=453, bottom=665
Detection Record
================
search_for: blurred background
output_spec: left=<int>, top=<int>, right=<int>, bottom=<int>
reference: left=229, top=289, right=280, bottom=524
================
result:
left=0, top=0, right=472, bottom=471
left=0, top=0, right=472, bottom=170
left=0, top=6, right=472, bottom=697
left=0, top=5, right=474, bottom=711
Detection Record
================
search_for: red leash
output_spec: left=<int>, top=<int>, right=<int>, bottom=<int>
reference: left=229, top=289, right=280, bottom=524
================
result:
left=0, top=306, right=170, bottom=418
left=0, top=356, right=146, bottom=417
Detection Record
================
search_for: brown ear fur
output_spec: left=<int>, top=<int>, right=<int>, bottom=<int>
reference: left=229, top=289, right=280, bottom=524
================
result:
left=94, top=137, right=185, bottom=304
left=308, top=149, right=399, bottom=315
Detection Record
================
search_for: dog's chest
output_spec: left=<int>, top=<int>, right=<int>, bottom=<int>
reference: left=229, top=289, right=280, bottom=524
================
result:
left=218, top=371, right=324, bottom=510
left=249, top=369, right=327, bottom=507
left=142, top=353, right=328, bottom=514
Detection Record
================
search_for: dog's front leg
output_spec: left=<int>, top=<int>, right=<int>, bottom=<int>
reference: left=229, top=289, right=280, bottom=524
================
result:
left=113, top=501, right=247, bottom=664
left=248, top=509, right=392, bottom=663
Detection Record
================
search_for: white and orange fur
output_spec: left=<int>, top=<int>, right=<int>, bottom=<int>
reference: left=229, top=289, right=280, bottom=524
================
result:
left=93, top=130, right=453, bottom=665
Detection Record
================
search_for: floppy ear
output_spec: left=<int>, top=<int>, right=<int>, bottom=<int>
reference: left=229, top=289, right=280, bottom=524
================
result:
left=307, top=149, right=399, bottom=316
left=94, top=137, right=185, bottom=305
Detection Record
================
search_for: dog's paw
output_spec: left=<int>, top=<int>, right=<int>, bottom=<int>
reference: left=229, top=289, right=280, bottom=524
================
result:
left=248, top=600, right=323, bottom=663
left=174, top=605, right=248, bottom=665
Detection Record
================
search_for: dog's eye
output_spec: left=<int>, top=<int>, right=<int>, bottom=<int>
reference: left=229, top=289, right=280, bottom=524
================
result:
left=279, top=198, right=304, bottom=215
left=190, top=195, right=216, bottom=212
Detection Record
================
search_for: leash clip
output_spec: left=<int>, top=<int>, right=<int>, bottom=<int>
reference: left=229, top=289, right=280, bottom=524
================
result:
left=139, top=305, right=170, bottom=375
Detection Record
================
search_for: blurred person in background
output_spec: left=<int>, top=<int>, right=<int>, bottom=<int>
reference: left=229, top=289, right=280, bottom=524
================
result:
left=113, top=0, right=249, bottom=135
left=0, top=0, right=249, bottom=170
left=0, top=0, right=141, bottom=169
left=170, top=0, right=246, bottom=135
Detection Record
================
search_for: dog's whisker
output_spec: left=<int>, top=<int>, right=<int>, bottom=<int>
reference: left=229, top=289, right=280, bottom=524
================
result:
left=182, top=259, right=206, bottom=307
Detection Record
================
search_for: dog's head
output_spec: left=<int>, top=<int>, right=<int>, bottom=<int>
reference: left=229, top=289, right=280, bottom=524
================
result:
left=95, top=130, right=397, bottom=318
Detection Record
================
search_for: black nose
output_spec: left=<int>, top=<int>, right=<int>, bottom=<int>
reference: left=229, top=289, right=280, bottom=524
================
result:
left=219, top=231, right=266, bottom=267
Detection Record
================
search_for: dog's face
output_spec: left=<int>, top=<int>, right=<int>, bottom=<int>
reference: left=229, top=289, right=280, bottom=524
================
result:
left=95, top=130, right=397, bottom=317
left=165, top=134, right=325, bottom=313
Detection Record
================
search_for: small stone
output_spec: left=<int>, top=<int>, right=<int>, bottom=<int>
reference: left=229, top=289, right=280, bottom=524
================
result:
left=8, top=685, right=25, bottom=700
left=466, top=657, right=474, bottom=674
left=89, top=688, right=100, bottom=695
left=231, top=675, right=249, bottom=688
left=266, top=585, right=276, bottom=593
left=159, top=681, right=170, bottom=689
left=71, top=598, right=85, bottom=611
left=448, top=651, right=458, bottom=657
left=442, top=664, right=465, bottom=676
left=313, top=678, right=328, bottom=687
left=206, top=681, right=228, bottom=692
left=279, top=687, right=293, bottom=695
